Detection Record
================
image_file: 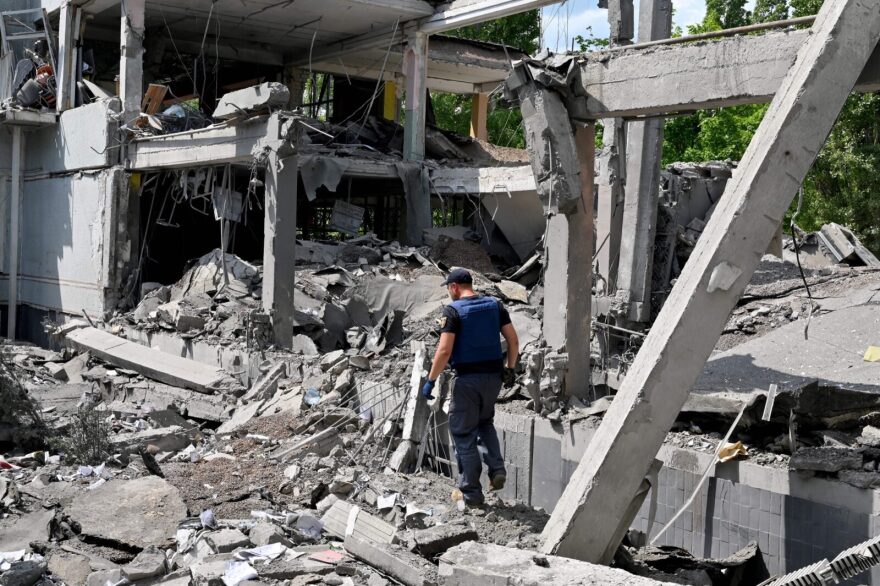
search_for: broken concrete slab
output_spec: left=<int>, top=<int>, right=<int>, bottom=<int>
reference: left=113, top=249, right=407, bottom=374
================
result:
left=248, top=522, right=292, bottom=547
left=190, top=554, right=235, bottom=586
left=67, top=477, right=186, bottom=549
left=62, top=352, right=90, bottom=384
left=789, top=447, right=863, bottom=473
left=110, top=425, right=197, bottom=457
left=273, top=427, right=341, bottom=461
left=63, top=326, right=226, bottom=392
left=322, top=501, right=397, bottom=544
left=344, top=535, right=438, bottom=586
left=104, top=381, right=227, bottom=422
left=122, top=547, right=167, bottom=581
left=47, top=551, right=95, bottom=586
left=439, top=541, right=677, bottom=585
left=1, top=560, right=48, bottom=586
left=205, top=528, right=251, bottom=553
left=0, top=508, right=55, bottom=552
left=495, top=280, right=529, bottom=304
left=408, top=523, right=478, bottom=558
left=214, top=82, right=290, bottom=119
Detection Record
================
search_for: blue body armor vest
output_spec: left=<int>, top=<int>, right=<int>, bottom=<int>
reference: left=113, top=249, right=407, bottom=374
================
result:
left=449, top=296, right=503, bottom=367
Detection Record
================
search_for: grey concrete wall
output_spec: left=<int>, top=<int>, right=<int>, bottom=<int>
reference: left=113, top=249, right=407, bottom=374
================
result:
left=0, top=169, right=119, bottom=318
left=632, top=465, right=880, bottom=583
left=482, top=410, right=880, bottom=582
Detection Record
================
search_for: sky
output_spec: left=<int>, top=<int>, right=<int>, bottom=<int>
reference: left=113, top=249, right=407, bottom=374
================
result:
left=540, top=0, right=757, bottom=52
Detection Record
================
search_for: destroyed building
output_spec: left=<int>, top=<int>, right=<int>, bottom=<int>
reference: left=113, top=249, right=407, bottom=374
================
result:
left=3, top=0, right=880, bottom=585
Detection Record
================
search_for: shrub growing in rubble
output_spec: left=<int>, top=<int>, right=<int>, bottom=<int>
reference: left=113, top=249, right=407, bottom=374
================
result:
left=0, top=344, right=47, bottom=449
left=50, top=408, right=111, bottom=465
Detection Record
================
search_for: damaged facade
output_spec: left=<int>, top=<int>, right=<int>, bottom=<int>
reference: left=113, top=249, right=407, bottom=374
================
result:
left=2, top=0, right=880, bottom=585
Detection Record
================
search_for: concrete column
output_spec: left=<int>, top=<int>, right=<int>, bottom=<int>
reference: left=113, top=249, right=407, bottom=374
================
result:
left=607, top=0, right=634, bottom=45
left=542, top=124, right=595, bottom=398
left=120, top=0, right=145, bottom=120
left=614, top=0, right=672, bottom=323
left=262, top=153, right=297, bottom=348
left=283, top=65, right=306, bottom=110
left=403, top=32, right=428, bottom=162
left=595, top=119, right=626, bottom=294
left=7, top=127, right=24, bottom=340
left=539, top=0, right=880, bottom=563
left=56, top=2, right=79, bottom=113
left=470, top=92, right=489, bottom=141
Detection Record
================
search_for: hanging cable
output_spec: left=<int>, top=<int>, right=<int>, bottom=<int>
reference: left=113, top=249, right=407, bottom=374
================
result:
left=790, top=187, right=816, bottom=339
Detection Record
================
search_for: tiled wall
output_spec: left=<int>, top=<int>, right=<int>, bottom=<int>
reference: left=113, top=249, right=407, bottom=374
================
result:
left=477, top=410, right=880, bottom=583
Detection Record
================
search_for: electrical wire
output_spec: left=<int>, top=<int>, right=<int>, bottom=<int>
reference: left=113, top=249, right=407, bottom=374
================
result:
left=790, top=187, right=816, bottom=339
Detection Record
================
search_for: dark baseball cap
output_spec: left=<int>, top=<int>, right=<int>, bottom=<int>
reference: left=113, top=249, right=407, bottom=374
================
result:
left=441, top=268, right=473, bottom=286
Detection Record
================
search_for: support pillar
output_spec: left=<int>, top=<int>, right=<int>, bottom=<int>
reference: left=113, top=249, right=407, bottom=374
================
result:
left=403, top=32, right=428, bottom=162
left=7, top=127, right=24, bottom=340
left=119, top=0, right=145, bottom=121
left=283, top=65, right=306, bottom=110
left=614, top=0, right=672, bottom=323
left=470, top=92, right=489, bottom=141
left=540, top=0, right=880, bottom=563
left=262, top=153, right=297, bottom=348
left=56, top=2, right=79, bottom=113
left=606, top=0, right=634, bottom=44
left=595, top=120, right=626, bottom=294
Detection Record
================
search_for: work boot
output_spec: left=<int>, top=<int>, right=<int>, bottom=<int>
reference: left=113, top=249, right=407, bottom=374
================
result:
left=490, top=473, right=506, bottom=492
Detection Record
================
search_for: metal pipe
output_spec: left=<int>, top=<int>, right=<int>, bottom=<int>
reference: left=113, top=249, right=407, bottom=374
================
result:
left=605, top=15, right=816, bottom=53
left=8, top=127, right=24, bottom=340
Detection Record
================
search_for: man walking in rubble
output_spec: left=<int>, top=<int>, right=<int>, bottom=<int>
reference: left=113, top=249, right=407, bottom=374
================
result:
left=422, top=268, right=519, bottom=506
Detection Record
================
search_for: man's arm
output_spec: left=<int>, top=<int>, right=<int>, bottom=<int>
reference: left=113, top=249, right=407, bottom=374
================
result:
left=428, top=332, right=456, bottom=381
left=501, top=324, right=519, bottom=368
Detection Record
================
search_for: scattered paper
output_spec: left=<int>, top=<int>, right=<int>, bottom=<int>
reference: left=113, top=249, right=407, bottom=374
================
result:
left=864, top=346, right=880, bottom=362
left=377, top=493, right=398, bottom=511
left=309, top=549, right=346, bottom=564
left=222, top=561, right=258, bottom=586
left=718, top=441, right=748, bottom=463
left=234, top=543, right=286, bottom=563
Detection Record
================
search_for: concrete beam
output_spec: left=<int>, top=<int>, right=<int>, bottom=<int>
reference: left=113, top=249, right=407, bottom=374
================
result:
left=509, top=68, right=583, bottom=215
left=569, top=27, right=880, bottom=119
left=119, top=0, right=144, bottom=121
left=470, top=93, right=489, bottom=141
left=403, top=32, right=429, bottom=162
left=56, top=2, right=78, bottom=113
left=262, top=150, right=298, bottom=349
left=420, top=0, right=559, bottom=34
left=542, top=125, right=595, bottom=398
left=540, top=0, right=880, bottom=562
left=7, top=127, right=23, bottom=340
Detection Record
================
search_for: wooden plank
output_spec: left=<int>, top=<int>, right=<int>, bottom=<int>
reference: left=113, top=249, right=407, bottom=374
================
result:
left=141, top=84, right=169, bottom=114
left=64, top=327, right=225, bottom=392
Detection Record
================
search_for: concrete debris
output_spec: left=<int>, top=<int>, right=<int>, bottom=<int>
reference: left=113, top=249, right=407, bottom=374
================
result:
left=67, top=476, right=186, bottom=549
left=213, top=82, right=291, bottom=120
left=439, top=541, right=678, bottom=585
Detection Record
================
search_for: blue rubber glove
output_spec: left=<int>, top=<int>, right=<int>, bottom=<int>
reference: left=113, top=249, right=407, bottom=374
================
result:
left=421, top=379, right=436, bottom=400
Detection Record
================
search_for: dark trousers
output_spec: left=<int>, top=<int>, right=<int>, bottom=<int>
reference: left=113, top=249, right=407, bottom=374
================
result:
left=448, top=372, right=506, bottom=503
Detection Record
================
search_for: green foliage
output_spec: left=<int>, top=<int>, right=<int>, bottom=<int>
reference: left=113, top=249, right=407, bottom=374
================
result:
left=789, top=0, right=823, bottom=17
left=447, top=11, right=541, bottom=55
left=663, top=104, right=768, bottom=165
left=752, top=0, right=789, bottom=22
left=50, top=407, right=111, bottom=465
left=794, top=93, right=880, bottom=252
left=432, top=11, right=539, bottom=146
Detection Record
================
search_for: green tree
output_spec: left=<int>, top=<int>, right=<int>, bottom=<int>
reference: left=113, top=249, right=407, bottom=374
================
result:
left=432, top=12, right=539, bottom=146
left=752, top=0, right=789, bottom=22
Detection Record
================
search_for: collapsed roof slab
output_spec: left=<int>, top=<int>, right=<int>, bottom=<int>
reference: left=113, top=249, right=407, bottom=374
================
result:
left=567, top=27, right=880, bottom=120
left=540, top=0, right=880, bottom=563
left=312, top=36, right=525, bottom=95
